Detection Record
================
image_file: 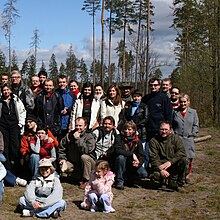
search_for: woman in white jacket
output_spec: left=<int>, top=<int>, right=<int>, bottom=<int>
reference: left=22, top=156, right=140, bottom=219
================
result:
left=69, top=82, right=101, bottom=130
left=0, top=84, right=26, bottom=172
left=100, top=84, right=125, bottom=127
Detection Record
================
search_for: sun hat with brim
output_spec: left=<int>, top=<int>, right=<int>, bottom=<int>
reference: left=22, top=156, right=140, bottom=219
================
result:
left=38, top=158, right=55, bottom=167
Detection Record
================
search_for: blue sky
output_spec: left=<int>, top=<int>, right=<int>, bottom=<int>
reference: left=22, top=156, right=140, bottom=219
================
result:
left=0, top=0, right=176, bottom=77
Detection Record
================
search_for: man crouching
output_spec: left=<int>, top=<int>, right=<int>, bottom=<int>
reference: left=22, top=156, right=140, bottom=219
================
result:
left=149, top=121, right=187, bottom=191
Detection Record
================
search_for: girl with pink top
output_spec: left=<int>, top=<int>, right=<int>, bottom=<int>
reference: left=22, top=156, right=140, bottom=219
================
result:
left=81, top=160, right=115, bottom=213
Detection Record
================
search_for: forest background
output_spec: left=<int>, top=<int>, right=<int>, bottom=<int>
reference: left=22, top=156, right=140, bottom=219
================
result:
left=0, top=0, right=219, bottom=127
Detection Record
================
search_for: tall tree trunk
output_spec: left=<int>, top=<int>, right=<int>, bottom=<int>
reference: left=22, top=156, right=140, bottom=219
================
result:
left=93, top=3, right=96, bottom=85
left=108, top=7, right=112, bottom=87
left=101, top=0, right=105, bottom=87
left=122, top=18, right=126, bottom=82
left=145, top=0, right=150, bottom=94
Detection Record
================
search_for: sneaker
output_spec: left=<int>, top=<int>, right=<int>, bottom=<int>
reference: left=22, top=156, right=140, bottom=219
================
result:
left=16, top=178, right=27, bottom=187
left=50, top=210, right=60, bottom=218
left=103, top=207, right=116, bottom=213
left=22, top=209, right=34, bottom=217
left=90, top=208, right=96, bottom=212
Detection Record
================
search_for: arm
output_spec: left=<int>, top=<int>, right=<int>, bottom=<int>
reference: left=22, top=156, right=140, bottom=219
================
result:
left=37, top=177, right=63, bottom=208
left=149, top=138, right=162, bottom=171
left=100, top=100, right=107, bottom=121
left=47, top=130, right=59, bottom=147
left=191, top=110, right=199, bottom=136
left=30, top=136, right=40, bottom=153
left=58, top=134, right=69, bottom=161
left=25, top=87, right=35, bottom=112
left=20, top=135, right=31, bottom=157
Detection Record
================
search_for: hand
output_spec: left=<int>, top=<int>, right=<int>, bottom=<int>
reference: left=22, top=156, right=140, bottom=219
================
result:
left=33, top=201, right=42, bottom=209
left=73, top=131, right=81, bottom=139
left=132, top=153, right=140, bottom=167
left=159, top=161, right=171, bottom=171
left=47, top=137, right=54, bottom=144
left=59, top=159, right=66, bottom=165
left=160, top=170, right=170, bottom=178
left=62, top=107, right=68, bottom=115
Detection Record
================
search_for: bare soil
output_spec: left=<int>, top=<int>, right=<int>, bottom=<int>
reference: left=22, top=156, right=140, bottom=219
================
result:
left=1, top=127, right=220, bottom=220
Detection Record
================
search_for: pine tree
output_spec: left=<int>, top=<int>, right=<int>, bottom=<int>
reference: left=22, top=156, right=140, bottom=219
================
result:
left=21, top=59, right=29, bottom=81
left=2, top=0, right=20, bottom=74
left=28, top=55, right=36, bottom=80
left=79, top=58, right=90, bottom=82
left=65, top=45, right=78, bottom=79
left=30, top=28, right=40, bottom=68
left=49, top=53, right=58, bottom=80
left=59, top=63, right=66, bottom=75
left=40, top=60, right=46, bottom=72
left=0, top=50, right=7, bottom=74
left=11, top=50, right=19, bottom=70
left=82, top=0, right=101, bottom=84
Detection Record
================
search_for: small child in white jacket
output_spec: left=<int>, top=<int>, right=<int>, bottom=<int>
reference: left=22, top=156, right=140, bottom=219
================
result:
left=19, top=158, right=66, bottom=218
left=81, top=160, right=115, bottom=213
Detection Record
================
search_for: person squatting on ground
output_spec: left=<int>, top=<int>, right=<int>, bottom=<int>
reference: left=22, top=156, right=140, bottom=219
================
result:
left=81, top=160, right=115, bottom=213
left=58, top=117, right=96, bottom=188
left=19, top=158, right=66, bottom=218
left=114, top=121, right=145, bottom=190
left=149, top=121, right=187, bottom=191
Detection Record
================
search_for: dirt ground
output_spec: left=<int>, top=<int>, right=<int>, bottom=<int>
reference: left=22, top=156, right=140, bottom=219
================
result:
left=0, top=127, right=220, bottom=220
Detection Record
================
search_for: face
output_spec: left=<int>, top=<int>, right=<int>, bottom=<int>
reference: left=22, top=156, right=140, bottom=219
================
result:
left=58, top=77, right=67, bottom=90
left=149, top=80, right=160, bottom=92
left=11, top=73, right=21, bottom=85
left=75, top=119, right=87, bottom=133
left=95, top=169, right=106, bottom=178
left=26, top=120, right=37, bottom=129
left=37, top=130, right=47, bottom=140
left=69, top=81, right=79, bottom=92
left=32, top=76, right=40, bottom=87
left=83, top=87, right=92, bottom=96
left=109, top=87, right=117, bottom=99
left=95, top=86, right=103, bottom=96
left=179, top=97, right=189, bottom=110
left=159, top=123, right=171, bottom=138
left=2, top=86, right=11, bottom=98
left=122, top=87, right=131, bottom=96
left=103, top=119, right=115, bottom=132
left=132, top=94, right=142, bottom=103
left=39, top=167, right=51, bottom=178
left=123, top=126, right=135, bottom=137
left=44, top=80, right=54, bottom=93
left=39, top=75, right=47, bottom=84
left=171, top=88, right=180, bottom=100
left=162, top=81, right=172, bottom=92
left=1, top=75, right=8, bottom=84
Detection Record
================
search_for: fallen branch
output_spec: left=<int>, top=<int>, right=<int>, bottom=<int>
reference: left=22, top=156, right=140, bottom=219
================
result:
left=194, top=135, right=212, bottom=143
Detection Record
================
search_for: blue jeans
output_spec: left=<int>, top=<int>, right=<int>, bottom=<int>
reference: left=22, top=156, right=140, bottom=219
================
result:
left=4, top=170, right=16, bottom=186
left=115, top=155, right=126, bottom=185
left=0, top=180, right=4, bottom=202
left=19, top=196, right=66, bottom=217
left=89, top=193, right=111, bottom=212
left=29, top=154, right=40, bottom=177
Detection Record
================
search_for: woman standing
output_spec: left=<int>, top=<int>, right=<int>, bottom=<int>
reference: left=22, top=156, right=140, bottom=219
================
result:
left=69, top=80, right=81, bottom=99
left=172, top=94, right=199, bottom=183
left=100, top=84, right=125, bottom=127
left=0, top=84, right=26, bottom=172
left=69, top=82, right=100, bottom=130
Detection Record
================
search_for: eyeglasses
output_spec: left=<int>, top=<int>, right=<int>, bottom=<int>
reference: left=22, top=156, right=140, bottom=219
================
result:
left=171, top=92, right=179, bottom=95
left=149, top=84, right=159, bottom=87
left=11, top=76, right=20, bottom=79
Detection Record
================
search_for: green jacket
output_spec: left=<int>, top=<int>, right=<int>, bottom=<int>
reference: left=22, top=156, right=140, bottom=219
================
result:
left=149, top=133, right=186, bottom=171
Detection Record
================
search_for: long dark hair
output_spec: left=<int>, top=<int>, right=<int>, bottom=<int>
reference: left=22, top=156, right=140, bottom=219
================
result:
left=80, top=82, right=94, bottom=102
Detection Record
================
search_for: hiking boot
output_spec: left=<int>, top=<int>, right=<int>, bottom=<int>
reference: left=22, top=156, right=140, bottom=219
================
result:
left=167, top=179, right=179, bottom=191
left=115, top=184, right=124, bottom=190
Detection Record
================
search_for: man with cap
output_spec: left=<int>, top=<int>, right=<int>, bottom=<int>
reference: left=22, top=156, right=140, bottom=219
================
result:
left=119, top=82, right=133, bottom=102
left=20, top=115, right=58, bottom=179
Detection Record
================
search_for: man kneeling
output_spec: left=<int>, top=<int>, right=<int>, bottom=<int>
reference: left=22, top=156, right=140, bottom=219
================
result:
left=149, top=121, right=187, bottom=191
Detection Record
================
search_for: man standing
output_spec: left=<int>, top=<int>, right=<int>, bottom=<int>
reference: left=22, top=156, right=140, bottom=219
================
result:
left=162, top=78, right=172, bottom=98
left=38, top=70, right=48, bottom=89
left=34, top=79, right=63, bottom=137
left=149, top=121, right=187, bottom=191
left=11, top=70, right=35, bottom=113
left=31, top=76, right=42, bottom=98
left=119, top=82, right=133, bottom=102
left=58, top=117, right=96, bottom=188
left=55, top=75, right=75, bottom=140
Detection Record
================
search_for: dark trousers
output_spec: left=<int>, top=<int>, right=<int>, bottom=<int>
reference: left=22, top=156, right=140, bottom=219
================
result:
left=0, top=125, right=20, bottom=172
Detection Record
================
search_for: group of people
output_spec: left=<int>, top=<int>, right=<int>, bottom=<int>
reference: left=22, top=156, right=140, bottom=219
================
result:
left=0, top=71, right=199, bottom=217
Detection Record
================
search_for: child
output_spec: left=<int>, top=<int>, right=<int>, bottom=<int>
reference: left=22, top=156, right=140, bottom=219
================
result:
left=19, top=158, right=66, bottom=218
left=81, top=160, right=115, bottom=213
